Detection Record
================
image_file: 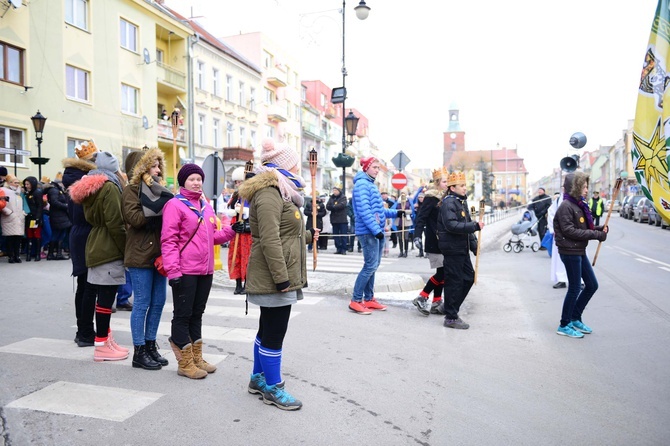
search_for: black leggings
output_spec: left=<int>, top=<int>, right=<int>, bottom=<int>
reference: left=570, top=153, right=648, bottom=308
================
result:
left=94, top=284, right=117, bottom=339
left=171, top=274, right=213, bottom=348
left=76, top=273, right=97, bottom=340
left=257, top=305, right=292, bottom=350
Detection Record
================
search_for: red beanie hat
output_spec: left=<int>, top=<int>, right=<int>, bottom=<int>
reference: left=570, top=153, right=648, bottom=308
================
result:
left=360, top=156, right=377, bottom=172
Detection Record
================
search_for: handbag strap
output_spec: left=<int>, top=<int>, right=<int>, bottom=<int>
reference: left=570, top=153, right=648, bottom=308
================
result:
left=179, top=225, right=198, bottom=254
left=175, top=194, right=204, bottom=254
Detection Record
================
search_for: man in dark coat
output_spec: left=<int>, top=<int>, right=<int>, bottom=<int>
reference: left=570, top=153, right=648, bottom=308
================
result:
left=44, top=179, right=72, bottom=260
left=304, top=196, right=326, bottom=252
left=326, top=186, right=349, bottom=255
left=528, top=187, right=551, bottom=243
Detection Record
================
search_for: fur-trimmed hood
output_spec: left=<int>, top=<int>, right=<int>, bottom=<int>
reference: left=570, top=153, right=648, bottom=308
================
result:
left=68, top=174, right=108, bottom=204
left=563, top=172, right=589, bottom=199
left=238, top=171, right=278, bottom=202
left=128, top=148, right=167, bottom=187
left=424, top=187, right=444, bottom=199
left=62, top=157, right=97, bottom=190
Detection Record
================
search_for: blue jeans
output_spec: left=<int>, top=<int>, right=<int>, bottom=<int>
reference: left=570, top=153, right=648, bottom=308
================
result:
left=332, top=222, right=348, bottom=252
left=352, top=234, right=384, bottom=301
left=128, top=267, right=167, bottom=346
left=116, top=270, right=132, bottom=305
left=559, top=253, right=598, bottom=327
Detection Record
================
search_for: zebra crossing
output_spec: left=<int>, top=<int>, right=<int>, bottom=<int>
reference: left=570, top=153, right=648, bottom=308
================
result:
left=310, top=249, right=401, bottom=273
left=0, top=289, right=323, bottom=422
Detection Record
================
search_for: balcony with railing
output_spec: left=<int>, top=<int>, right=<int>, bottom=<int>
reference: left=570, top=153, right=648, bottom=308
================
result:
left=267, top=101, right=288, bottom=122
left=157, top=62, right=186, bottom=92
left=157, top=119, right=186, bottom=143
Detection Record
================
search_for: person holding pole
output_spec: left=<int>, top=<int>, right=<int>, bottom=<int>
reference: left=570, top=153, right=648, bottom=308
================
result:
left=227, top=164, right=253, bottom=295
left=437, top=171, right=483, bottom=329
left=553, top=172, right=608, bottom=339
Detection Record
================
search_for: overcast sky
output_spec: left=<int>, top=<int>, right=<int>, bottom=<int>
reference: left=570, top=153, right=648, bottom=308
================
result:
left=165, top=0, right=657, bottom=181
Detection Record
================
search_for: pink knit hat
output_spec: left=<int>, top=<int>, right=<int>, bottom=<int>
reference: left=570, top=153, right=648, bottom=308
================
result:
left=261, top=138, right=300, bottom=170
left=360, top=156, right=377, bottom=172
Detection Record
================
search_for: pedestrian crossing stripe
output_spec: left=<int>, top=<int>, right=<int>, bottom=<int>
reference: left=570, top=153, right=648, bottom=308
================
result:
left=109, top=320, right=256, bottom=343
left=207, top=290, right=324, bottom=305
left=0, top=337, right=227, bottom=372
left=5, top=381, right=163, bottom=422
left=309, top=255, right=398, bottom=274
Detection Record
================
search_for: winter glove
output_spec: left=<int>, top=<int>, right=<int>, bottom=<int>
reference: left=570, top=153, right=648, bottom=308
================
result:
left=375, top=232, right=384, bottom=240
left=232, top=221, right=245, bottom=233
left=396, top=209, right=405, bottom=217
left=413, top=237, right=423, bottom=251
left=168, top=278, right=181, bottom=289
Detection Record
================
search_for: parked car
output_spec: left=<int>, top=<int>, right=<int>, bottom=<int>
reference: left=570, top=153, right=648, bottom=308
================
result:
left=606, top=199, right=621, bottom=212
left=620, top=195, right=633, bottom=217
left=648, top=205, right=669, bottom=229
left=633, top=197, right=653, bottom=223
left=622, top=195, right=644, bottom=220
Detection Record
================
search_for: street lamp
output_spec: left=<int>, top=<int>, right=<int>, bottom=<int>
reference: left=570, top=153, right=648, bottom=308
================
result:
left=330, top=0, right=370, bottom=199
left=30, top=110, right=49, bottom=180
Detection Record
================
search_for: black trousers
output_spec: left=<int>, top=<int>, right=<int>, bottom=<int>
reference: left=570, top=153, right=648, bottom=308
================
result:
left=94, top=284, right=117, bottom=339
left=75, top=272, right=97, bottom=341
left=171, top=274, right=213, bottom=348
left=537, top=216, right=548, bottom=241
left=442, top=254, right=474, bottom=320
left=257, top=305, right=292, bottom=350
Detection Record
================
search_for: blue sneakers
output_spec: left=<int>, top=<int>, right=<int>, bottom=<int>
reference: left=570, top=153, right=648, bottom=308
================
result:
left=570, top=320, right=592, bottom=334
left=248, top=373, right=284, bottom=395
left=556, top=324, right=584, bottom=338
left=263, top=385, right=303, bottom=410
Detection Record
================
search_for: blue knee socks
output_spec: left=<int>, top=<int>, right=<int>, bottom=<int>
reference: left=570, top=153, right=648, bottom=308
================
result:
left=258, top=344, right=282, bottom=386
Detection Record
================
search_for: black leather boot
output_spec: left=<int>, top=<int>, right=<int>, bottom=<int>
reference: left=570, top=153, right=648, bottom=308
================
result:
left=25, top=240, right=32, bottom=261
left=234, top=279, right=243, bottom=295
left=47, top=241, right=56, bottom=260
left=132, top=345, right=162, bottom=370
left=145, top=340, right=168, bottom=366
left=55, top=241, right=66, bottom=260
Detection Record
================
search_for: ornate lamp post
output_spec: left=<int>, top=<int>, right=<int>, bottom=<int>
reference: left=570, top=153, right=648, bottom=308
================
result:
left=30, top=110, right=49, bottom=180
left=330, top=0, right=370, bottom=199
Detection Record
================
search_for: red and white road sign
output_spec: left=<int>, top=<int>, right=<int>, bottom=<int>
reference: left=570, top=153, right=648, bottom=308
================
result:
left=391, top=172, right=408, bottom=190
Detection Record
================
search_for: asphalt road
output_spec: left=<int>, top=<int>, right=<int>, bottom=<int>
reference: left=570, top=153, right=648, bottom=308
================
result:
left=0, top=213, right=668, bottom=445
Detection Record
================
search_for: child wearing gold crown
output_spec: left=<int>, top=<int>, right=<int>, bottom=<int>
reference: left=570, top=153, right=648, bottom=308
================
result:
left=436, top=171, right=484, bottom=329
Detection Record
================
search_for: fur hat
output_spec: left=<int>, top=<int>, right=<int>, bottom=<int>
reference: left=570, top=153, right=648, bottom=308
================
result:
left=75, top=140, right=99, bottom=160
left=125, top=151, right=145, bottom=181
left=360, top=156, right=377, bottom=172
left=261, top=138, right=299, bottom=170
left=231, top=166, right=245, bottom=182
left=95, top=151, right=119, bottom=173
left=177, top=163, right=205, bottom=187
left=446, top=171, right=466, bottom=187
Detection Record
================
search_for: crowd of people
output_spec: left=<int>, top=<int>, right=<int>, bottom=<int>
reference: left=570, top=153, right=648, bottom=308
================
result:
left=1, top=142, right=609, bottom=411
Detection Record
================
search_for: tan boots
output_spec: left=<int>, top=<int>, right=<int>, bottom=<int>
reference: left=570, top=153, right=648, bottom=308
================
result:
left=168, top=337, right=216, bottom=379
left=192, top=339, right=217, bottom=374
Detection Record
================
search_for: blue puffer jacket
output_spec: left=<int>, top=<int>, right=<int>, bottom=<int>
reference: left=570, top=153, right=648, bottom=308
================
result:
left=352, top=170, right=398, bottom=236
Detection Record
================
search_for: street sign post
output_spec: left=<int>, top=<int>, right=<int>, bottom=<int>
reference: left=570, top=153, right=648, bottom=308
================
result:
left=391, top=172, right=408, bottom=190
left=0, top=148, right=30, bottom=156
left=390, top=150, right=411, bottom=172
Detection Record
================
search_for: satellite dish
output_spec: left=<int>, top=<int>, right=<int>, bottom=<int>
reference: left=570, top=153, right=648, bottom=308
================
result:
left=10, top=0, right=22, bottom=9
left=143, top=48, right=151, bottom=64
left=142, top=116, right=149, bottom=129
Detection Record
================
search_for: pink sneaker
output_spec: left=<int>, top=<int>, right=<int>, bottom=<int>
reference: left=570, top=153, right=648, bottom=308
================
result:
left=363, top=299, right=387, bottom=311
left=94, top=339, right=128, bottom=362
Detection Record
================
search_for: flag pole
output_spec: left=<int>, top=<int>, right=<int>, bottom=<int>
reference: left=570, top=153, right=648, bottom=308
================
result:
left=309, top=148, right=318, bottom=271
left=474, top=198, right=485, bottom=284
left=592, top=177, right=623, bottom=267
left=230, top=160, right=254, bottom=275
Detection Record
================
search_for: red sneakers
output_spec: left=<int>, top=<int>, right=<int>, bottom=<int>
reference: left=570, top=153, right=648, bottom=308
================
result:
left=348, top=300, right=372, bottom=315
left=363, top=299, right=387, bottom=311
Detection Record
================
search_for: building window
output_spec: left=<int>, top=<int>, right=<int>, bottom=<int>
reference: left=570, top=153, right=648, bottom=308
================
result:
left=0, top=125, right=26, bottom=166
left=67, top=137, right=87, bottom=158
left=65, top=0, right=88, bottom=30
left=156, top=49, right=164, bottom=63
left=301, top=86, right=306, bottom=101
left=197, top=61, right=205, bottom=90
left=286, top=101, right=291, bottom=119
left=239, top=81, right=245, bottom=106
left=239, top=126, right=246, bottom=148
left=66, top=65, right=89, bottom=102
left=226, top=75, right=233, bottom=101
left=120, top=19, right=138, bottom=52
left=198, top=114, right=206, bottom=145
left=0, top=41, right=24, bottom=85
left=213, top=118, right=221, bottom=148
left=264, top=88, right=273, bottom=105
left=226, top=122, right=234, bottom=147
left=263, top=50, right=273, bottom=69
left=250, top=130, right=257, bottom=149
left=212, top=68, right=220, bottom=96
left=249, top=87, right=256, bottom=111
left=121, top=84, right=138, bottom=114
left=294, top=104, right=300, bottom=120
left=320, top=93, right=326, bottom=107
left=294, top=72, right=299, bottom=86
left=264, top=124, right=274, bottom=139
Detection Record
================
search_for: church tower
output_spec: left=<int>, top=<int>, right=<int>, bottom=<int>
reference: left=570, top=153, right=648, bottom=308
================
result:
left=443, top=102, right=466, bottom=166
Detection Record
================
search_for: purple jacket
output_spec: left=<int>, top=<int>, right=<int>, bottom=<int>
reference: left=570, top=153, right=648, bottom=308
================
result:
left=161, top=188, right=235, bottom=279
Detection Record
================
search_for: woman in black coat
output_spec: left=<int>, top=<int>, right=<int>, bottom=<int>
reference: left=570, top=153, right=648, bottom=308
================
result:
left=22, top=176, right=43, bottom=262
left=45, top=180, right=72, bottom=260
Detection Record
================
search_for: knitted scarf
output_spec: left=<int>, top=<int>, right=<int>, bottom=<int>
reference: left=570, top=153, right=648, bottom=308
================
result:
left=564, top=193, right=594, bottom=229
left=256, top=162, right=305, bottom=207
left=140, top=175, right=174, bottom=217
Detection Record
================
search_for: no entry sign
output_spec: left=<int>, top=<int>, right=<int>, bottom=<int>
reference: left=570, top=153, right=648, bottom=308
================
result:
left=391, top=172, right=408, bottom=190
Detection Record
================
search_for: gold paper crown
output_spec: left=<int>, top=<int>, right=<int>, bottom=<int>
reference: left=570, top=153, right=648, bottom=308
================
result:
left=75, top=140, right=99, bottom=160
left=446, top=171, right=466, bottom=186
left=432, top=167, right=449, bottom=181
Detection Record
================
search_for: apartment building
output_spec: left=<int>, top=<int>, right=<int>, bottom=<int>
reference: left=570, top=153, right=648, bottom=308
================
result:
left=0, top=0, right=192, bottom=185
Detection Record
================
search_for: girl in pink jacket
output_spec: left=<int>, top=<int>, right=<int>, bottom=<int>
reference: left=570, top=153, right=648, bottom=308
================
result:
left=160, top=164, right=236, bottom=379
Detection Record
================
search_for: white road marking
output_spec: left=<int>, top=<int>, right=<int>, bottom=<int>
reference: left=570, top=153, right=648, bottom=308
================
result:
left=5, top=381, right=163, bottom=422
left=109, top=320, right=256, bottom=343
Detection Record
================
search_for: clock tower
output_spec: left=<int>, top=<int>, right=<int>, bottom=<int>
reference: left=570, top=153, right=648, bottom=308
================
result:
left=443, top=103, right=465, bottom=166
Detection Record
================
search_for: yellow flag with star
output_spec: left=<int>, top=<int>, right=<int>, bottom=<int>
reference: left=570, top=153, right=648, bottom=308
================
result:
left=633, top=0, right=670, bottom=221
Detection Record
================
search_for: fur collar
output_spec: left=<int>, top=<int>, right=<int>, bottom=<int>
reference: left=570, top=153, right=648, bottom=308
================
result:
left=238, top=171, right=278, bottom=202
left=68, top=174, right=109, bottom=204
left=62, top=157, right=97, bottom=172
left=129, top=149, right=167, bottom=187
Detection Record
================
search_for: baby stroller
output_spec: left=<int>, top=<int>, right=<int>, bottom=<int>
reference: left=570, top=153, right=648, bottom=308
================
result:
left=503, top=210, right=540, bottom=253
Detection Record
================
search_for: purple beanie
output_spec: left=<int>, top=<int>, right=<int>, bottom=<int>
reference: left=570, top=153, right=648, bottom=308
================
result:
left=177, top=163, right=205, bottom=187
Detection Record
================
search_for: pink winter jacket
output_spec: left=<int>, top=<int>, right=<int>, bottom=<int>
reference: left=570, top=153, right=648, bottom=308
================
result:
left=161, top=188, right=235, bottom=280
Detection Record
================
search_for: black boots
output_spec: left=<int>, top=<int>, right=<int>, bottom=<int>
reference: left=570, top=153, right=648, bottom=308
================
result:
left=47, top=241, right=56, bottom=260
left=145, top=340, right=168, bottom=366
left=233, top=279, right=245, bottom=295
left=132, top=345, right=162, bottom=370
